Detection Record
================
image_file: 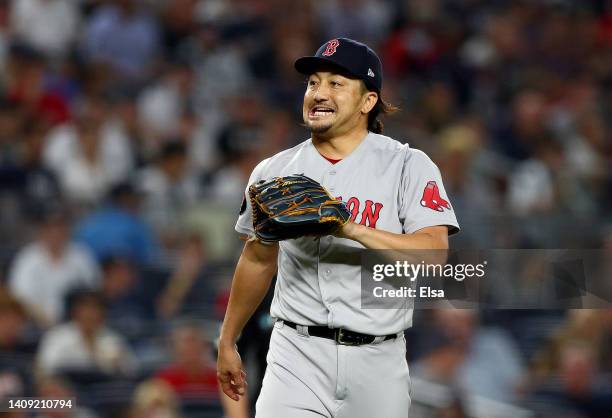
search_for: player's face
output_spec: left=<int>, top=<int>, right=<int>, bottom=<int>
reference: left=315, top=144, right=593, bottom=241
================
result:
left=303, top=72, right=372, bottom=137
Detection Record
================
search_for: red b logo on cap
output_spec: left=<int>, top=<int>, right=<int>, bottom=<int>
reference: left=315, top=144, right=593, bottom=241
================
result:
left=322, top=39, right=340, bottom=56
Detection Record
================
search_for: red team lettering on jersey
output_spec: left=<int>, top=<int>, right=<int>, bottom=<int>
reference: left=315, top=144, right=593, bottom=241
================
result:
left=338, top=196, right=383, bottom=228
left=333, top=181, right=451, bottom=228
left=322, top=39, right=340, bottom=56
left=420, top=181, right=451, bottom=212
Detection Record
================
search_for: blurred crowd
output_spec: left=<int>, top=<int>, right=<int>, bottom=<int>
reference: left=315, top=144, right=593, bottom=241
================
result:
left=0, top=0, right=611, bottom=417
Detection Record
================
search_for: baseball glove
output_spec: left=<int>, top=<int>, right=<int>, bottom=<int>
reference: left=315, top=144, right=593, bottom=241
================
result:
left=248, top=174, right=351, bottom=242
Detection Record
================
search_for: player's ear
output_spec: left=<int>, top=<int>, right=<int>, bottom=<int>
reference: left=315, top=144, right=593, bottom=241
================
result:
left=361, top=91, right=378, bottom=115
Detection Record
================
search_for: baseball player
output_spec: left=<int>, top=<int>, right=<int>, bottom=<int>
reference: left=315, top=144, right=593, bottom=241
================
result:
left=217, top=38, right=460, bottom=418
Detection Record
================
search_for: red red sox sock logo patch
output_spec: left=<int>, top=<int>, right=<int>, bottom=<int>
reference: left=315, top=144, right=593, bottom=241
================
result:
left=322, top=39, right=340, bottom=56
left=420, top=181, right=451, bottom=212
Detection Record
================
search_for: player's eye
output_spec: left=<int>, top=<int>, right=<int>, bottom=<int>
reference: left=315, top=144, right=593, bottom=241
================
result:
left=330, top=81, right=342, bottom=88
left=307, top=80, right=318, bottom=88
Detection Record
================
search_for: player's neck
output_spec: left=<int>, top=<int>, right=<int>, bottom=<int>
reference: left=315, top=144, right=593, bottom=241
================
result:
left=312, top=127, right=369, bottom=160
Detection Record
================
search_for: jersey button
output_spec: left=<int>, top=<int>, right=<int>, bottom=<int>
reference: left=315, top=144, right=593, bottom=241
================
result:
left=325, top=269, right=331, bottom=275
left=329, top=170, right=336, bottom=176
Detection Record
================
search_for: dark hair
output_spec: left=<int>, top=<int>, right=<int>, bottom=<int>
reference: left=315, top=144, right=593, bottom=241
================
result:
left=108, top=181, right=140, bottom=202
left=101, top=254, right=134, bottom=272
left=65, top=289, right=106, bottom=320
left=159, top=140, right=187, bottom=160
left=361, top=83, right=399, bottom=134
left=31, top=202, right=71, bottom=226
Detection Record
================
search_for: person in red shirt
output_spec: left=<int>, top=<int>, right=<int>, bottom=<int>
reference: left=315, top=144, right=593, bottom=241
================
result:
left=7, top=44, right=70, bottom=126
left=155, top=323, right=219, bottom=401
left=156, top=323, right=251, bottom=417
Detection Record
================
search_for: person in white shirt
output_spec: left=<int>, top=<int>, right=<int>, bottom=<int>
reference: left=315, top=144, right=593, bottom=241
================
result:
left=43, top=97, right=134, bottom=205
left=138, top=141, right=200, bottom=242
left=10, top=0, right=80, bottom=59
left=36, top=290, right=134, bottom=376
left=9, top=209, right=100, bottom=327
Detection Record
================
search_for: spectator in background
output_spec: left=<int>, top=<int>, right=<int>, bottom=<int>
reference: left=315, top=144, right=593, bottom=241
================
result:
left=107, top=89, right=148, bottom=163
left=155, top=324, right=218, bottom=401
left=100, top=255, right=153, bottom=339
left=0, top=116, right=60, bottom=229
left=10, top=0, right=80, bottom=60
left=506, top=133, right=601, bottom=246
left=83, top=0, right=160, bottom=82
left=557, top=107, right=609, bottom=214
left=43, top=95, right=134, bottom=205
left=0, top=0, right=10, bottom=81
left=556, top=343, right=612, bottom=417
left=75, top=182, right=160, bottom=266
left=507, top=137, right=561, bottom=217
left=382, top=0, right=449, bottom=79
left=155, top=323, right=250, bottom=418
left=137, top=58, right=195, bottom=143
left=9, top=207, right=99, bottom=328
left=15, top=120, right=60, bottom=217
left=257, top=25, right=313, bottom=110
left=531, top=310, right=612, bottom=381
left=56, top=119, right=116, bottom=206
left=215, top=94, right=266, bottom=165
left=129, top=379, right=180, bottom=418
left=434, top=124, right=499, bottom=247
left=507, top=136, right=595, bottom=217
left=159, top=0, right=199, bottom=56
left=6, top=43, right=70, bottom=126
left=0, top=97, right=22, bottom=165
left=156, top=234, right=217, bottom=320
left=411, top=309, right=525, bottom=404
left=208, top=94, right=267, bottom=204
left=36, top=290, right=134, bottom=377
left=183, top=21, right=253, bottom=119
left=416, top=82, right=458, bottom=134
left=0, top=288, right=30, bottom=353
left=529, top=341, right=612, bottom=418
left=138, top=141, right=200, bottom=247
left=35, top=375, right=99, bottom=418
left=316, top=0, right=393, bottom=45
left=494, top=90, right=549, bottom=161
left=0, top=289, right=32, bottom=400
left=206, top=145, right=258, bottom=206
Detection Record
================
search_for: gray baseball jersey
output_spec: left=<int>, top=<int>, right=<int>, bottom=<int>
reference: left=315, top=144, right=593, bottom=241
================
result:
left=236, top=132, right=459, bottom=335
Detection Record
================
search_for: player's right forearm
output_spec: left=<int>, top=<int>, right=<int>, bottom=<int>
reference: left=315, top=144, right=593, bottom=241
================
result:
left=219, top=240, right=278, bottom=347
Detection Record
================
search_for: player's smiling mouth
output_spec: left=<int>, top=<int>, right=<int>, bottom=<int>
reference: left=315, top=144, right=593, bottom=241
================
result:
left=309, top=106, right=335, bottom=118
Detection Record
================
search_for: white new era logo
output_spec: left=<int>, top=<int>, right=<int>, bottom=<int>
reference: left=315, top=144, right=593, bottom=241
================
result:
left=368, top=68, right=375, bottom=77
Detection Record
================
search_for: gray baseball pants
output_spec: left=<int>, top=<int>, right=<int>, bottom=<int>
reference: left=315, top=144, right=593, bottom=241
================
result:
left=255, top=321, right=411, bottom=418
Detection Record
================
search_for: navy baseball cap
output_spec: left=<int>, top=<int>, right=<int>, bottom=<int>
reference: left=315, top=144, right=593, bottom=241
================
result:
left=295, top=38, right=383, bottom=92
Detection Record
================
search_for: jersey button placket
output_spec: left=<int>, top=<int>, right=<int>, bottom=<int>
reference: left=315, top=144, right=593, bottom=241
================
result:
left=327, top=169, right=337, bottom=195
left=324, top=268, right=332, bottom=311
left=319, top=264, right=334, bottom=322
